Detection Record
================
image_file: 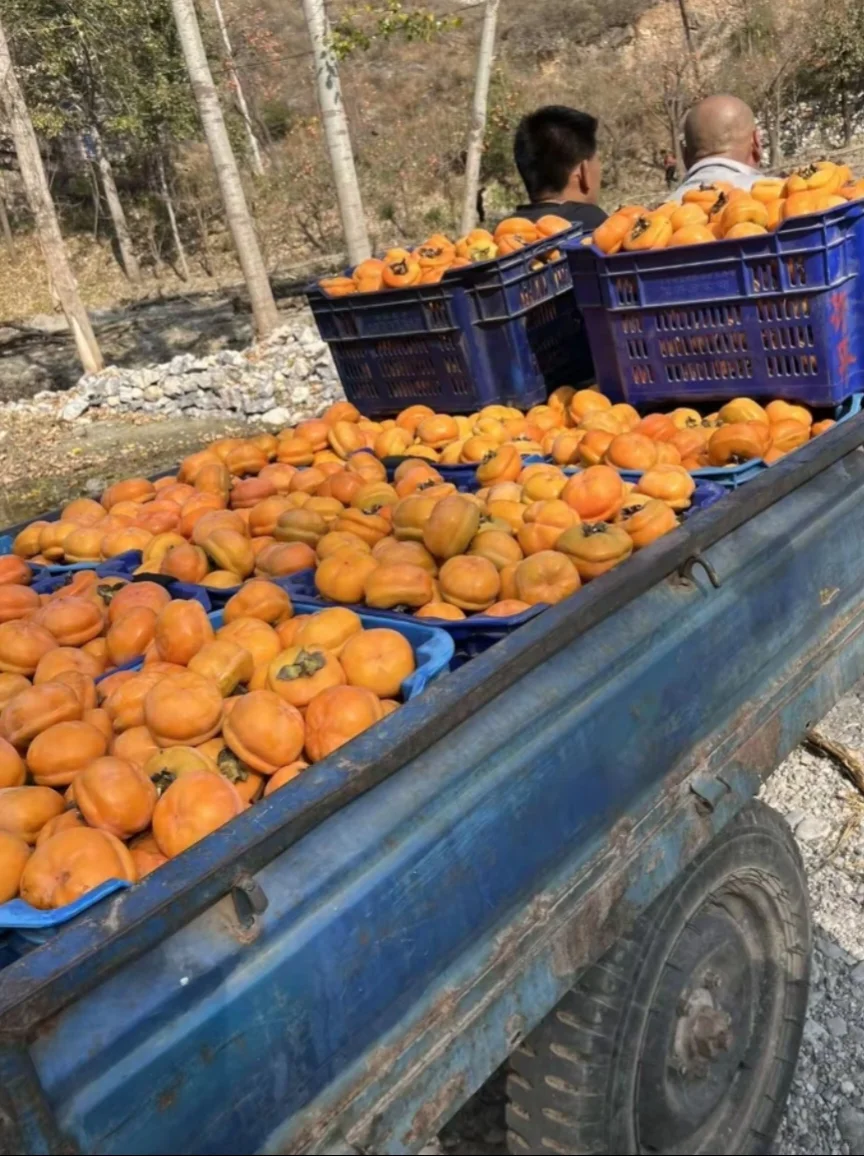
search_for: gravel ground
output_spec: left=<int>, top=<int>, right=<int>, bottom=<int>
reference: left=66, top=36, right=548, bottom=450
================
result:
left=420, top=683, right=864, bottom=1156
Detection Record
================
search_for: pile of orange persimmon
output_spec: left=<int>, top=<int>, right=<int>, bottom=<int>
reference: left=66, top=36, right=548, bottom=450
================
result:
left=593, top=158, right=864, bottom=253
left=0, top=389, right=836, bottom=915
left=5, top=392, right=833, bottom=586
left=0, top=566, right=417, bottom=911
left=319, top=214, right=571, bottom=295
left=360, top=391, right=833, bottom=471
left=302, top=452, right=697, bottom=622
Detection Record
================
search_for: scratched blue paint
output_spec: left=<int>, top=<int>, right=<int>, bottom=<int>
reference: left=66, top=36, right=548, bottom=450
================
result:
left=2, top=450, right=864, bottom=1153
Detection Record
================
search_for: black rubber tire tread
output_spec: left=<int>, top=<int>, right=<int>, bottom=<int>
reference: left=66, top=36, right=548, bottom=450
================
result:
left=505, top=801, right=811, bottom=1156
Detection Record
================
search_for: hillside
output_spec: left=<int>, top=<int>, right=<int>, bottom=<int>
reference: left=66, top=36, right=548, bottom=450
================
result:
left=0, top=0, right=849, bottom=322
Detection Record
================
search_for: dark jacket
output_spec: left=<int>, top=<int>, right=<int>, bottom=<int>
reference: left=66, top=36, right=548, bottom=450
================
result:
left=514, top=201, right=607, bottom=229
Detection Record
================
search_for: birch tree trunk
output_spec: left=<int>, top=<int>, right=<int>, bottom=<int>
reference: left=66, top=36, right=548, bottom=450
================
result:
left=211, top=0, right=265, bottom=177
left=676, top=0, right=701, bottom=86
left=91, top=125, right=141, bottom=282
left=0, top=17, right=102, bottom=373
left=157, top=149, right=190, bottom=282
left=170, top=0, right=279, bottom=336
left=0, top=182, right=14, bottom=257
left=301, top=0, right=370, bottom=265
left=769, top=80, right=783, bottom=168
left=460, top=0, right=499, bottom=235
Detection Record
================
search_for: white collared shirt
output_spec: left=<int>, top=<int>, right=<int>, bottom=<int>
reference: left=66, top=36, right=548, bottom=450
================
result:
left=673, top=157, right=763, bottom=201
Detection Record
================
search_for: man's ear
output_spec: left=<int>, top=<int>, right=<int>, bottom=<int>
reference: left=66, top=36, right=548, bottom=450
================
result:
left=751, top=128, right=763, bottom=167
left=576, top=161, right=589, bottom=194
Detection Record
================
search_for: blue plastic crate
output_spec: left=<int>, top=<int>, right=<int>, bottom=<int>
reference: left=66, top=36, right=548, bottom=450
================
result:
left=307, top=226, right=594, bottom=416
left=566, top=200, right=864, bottom=406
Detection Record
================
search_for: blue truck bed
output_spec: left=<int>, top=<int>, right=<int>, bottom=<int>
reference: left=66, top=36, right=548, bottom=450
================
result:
left=2, top=417, right=864, bottom=1154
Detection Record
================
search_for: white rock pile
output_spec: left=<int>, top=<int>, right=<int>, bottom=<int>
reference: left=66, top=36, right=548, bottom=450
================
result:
left=56, top=310, right=345, bottom=427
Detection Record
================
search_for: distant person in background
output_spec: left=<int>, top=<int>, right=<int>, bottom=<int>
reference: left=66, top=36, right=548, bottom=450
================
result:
left=663, top=150, right=678, bottom=188
left=674, top=94, right=762, bottom=200
left=512, top=106, right=607, bottom=229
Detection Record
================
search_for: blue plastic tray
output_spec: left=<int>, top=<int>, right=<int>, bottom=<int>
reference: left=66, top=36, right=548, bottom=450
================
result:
left=0, top=469, right=179, bottom=572
left=0, top=606, right=455, bottom=934
left=0, top=546, right=143, bottom=577
left=209, top=603, right=454, bottom=701
left=380, top=453, right=547, bottom=493
left=617, top=392, right=863, bottom=490
left=566, top=200, right=864, bottom=406
left=307, top=226, right=593, bottom=416
left=284, top=567, right=546, bottom=667
left=0, top=879, right=130, bottom=931
left=0, top=543, right=95, bottom=575
left=29, top=569, right=213, bottom=683
left=30, top=564, right=213, bottom=612
left=282, top=478, right=728, bottom=664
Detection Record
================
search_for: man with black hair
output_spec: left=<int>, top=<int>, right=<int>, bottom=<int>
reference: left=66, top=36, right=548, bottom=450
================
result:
left=512, top=105, right=607, bottom=229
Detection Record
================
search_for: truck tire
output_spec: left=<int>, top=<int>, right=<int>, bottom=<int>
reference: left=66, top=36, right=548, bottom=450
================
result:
left=506, top=801, right=811, bottom=1155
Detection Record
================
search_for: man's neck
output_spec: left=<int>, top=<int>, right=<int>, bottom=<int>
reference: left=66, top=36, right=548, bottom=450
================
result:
left=533, top=190, right=587, bottom=206
left=691, top=153, right=755, bottom=169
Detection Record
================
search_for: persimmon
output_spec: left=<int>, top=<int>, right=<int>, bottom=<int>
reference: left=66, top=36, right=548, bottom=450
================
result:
left=557, top=522, right=634, bottom=580
left=514, top=551, right=581, bottom=606
left=414, top=602, right=466, bottom=621
left=622, top=214, right=673, bottom=251
left=103, top=670, right=163, bottom=732
left=592, top=215, right=638, bottom=255
left=635, top=464, right=696, bottom=510
left=0, top=736, right=25, bottom=788
left=75, top=755, right=157, bottom=839
left=304, top=685, right=384, bottom=762
left=364, top=563, right=435, bottom=610
left=319, top=276, right=357, bottom=297
left=154, top=599, right=214, bottom=666
left=267, top=646, right=346, bottom=708
left=1, top=680, right=82, bottom=749
left=20, top=827, right=137, bottom=908
left=619, top=498, right=679, bottom=549
left=561, top=465, right=626, bottom=523
left=129, top=832, right=168, bottom=878
left=263, top=761, right=310, bottom=796
left=315, top=552, right=379, bottom=604
left=223, top=579, right=293, bottom=626
left=724, top=222, right=768, bottom=239
left=338, top=628, right=415, bottom=698
left=223, top=690, right=305, bottom=775
left=27, top=720, right=108, bottom=788
left=188, top=640, right=255, bottom=696
left=0, top=830, right=31, bottom=902
left=217, top=617, right=282, bottom=669
left=144, top=672, right=224, bottom=747
left=0, top=785, right=66, bottom=843
left=106, top=606, right=158, bottom=667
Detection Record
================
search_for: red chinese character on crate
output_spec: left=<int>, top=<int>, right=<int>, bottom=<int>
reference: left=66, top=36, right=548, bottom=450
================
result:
left=838, top=337, right=857, bottom=379
left=829, top=290, right=847, bottom=337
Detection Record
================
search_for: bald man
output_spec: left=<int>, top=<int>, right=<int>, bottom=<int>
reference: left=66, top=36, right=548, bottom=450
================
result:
left=674, top=94, right=762, bottom=200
